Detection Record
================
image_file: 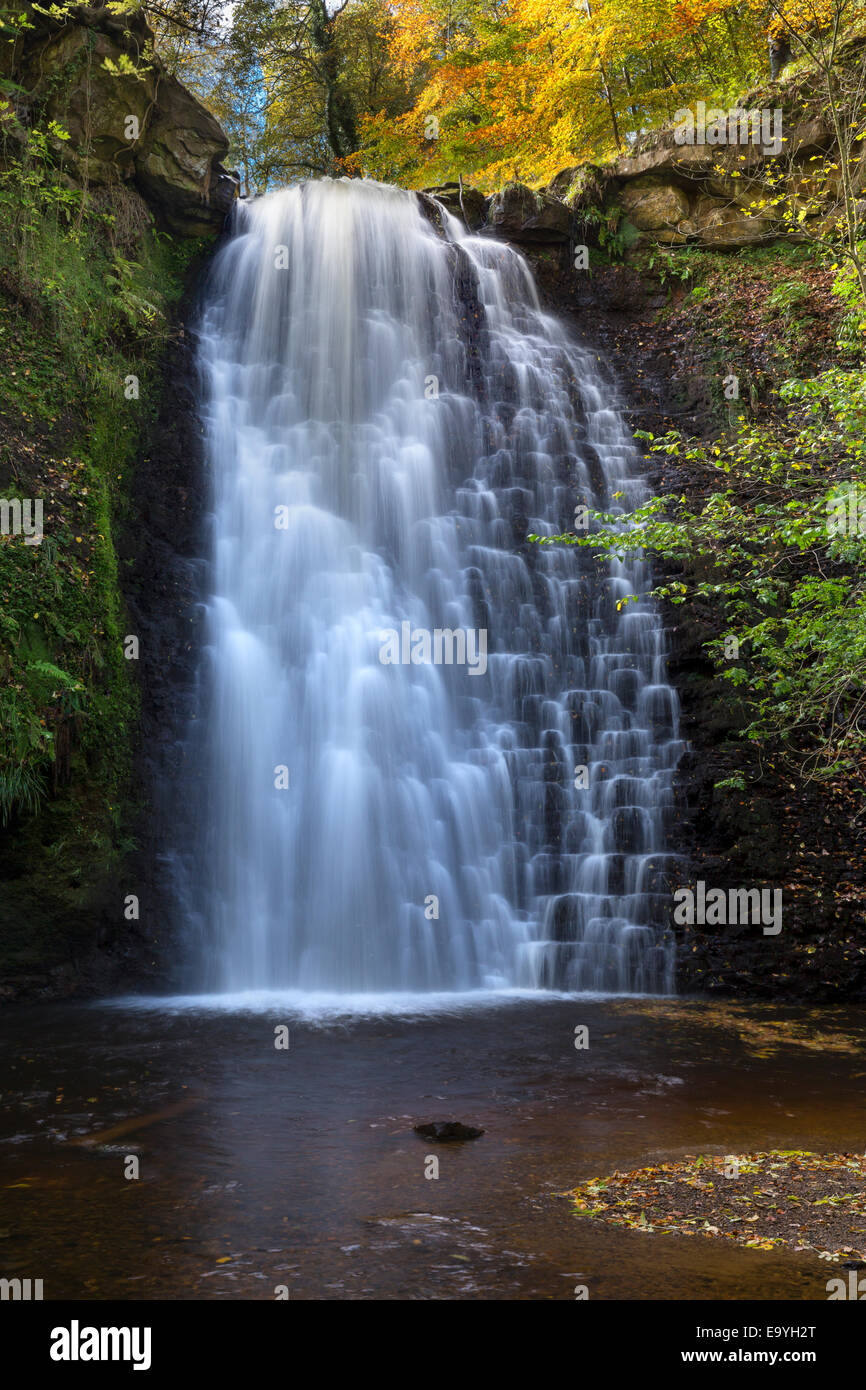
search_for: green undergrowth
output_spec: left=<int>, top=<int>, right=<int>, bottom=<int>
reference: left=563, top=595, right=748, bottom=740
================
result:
left=644, top=239, right=847, bottom=407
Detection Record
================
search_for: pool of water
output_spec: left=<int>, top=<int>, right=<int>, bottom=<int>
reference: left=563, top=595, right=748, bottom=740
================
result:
left=1, top=994, right=863, bottom=1299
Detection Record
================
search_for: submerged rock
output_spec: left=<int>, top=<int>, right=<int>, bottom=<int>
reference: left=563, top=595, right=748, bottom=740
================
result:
left=414, top=1121, right=485, bottom=1141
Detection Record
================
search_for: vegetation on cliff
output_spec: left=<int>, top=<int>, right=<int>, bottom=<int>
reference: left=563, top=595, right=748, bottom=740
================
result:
left=523, top=6, right=866, bottom=789
left=0, top=5, right=213, bottom=985
left=535, top=318, right=866, bottom=781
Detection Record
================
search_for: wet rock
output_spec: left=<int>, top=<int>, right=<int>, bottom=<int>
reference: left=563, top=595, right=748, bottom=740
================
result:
left=422, top=182, right=488, bottom=231
left=416, top=191, right=448, bottom=236
left=487, top=182, right=572, bottom=243
left=414, top=1121, right=485, bottom=1141
left=117, top=271, right=213, bottom=990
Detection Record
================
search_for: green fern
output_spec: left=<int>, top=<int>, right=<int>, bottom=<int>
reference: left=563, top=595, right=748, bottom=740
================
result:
left=0, top=762, right=45, bottom=826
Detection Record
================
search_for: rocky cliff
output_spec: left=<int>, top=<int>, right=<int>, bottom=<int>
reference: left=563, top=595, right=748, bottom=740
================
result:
left=0, top=6, right=229, bottom=1000
left=1, top=4, right=236, bottom=234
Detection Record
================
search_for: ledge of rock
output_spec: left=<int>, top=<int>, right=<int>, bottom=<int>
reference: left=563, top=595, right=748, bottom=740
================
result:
left=1, top=4, right=237, bottom=236
left=432, top=158, right=793, bottom=253
left=487, top=181, right=572, bottom=242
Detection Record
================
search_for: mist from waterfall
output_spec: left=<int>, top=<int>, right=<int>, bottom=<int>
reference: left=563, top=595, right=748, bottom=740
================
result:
left=177, top=178, right=681, bottom=996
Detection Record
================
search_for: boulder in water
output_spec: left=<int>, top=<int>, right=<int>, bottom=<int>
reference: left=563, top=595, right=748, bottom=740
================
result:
left=414, top=1121, right=485, bottom=1141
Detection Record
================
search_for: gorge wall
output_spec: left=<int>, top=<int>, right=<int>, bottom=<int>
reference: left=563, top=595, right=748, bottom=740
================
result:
left=0, top=5, right=231, bottom=997
left=2, top=4, right=236, bottom=234
left=428, top=63, right=863, bottom=1002
left=0, top=7, right=861, bottom=1001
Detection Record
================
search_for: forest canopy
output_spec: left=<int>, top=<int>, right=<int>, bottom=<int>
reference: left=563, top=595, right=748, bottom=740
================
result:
left=143, top=0, right=856, bottom=193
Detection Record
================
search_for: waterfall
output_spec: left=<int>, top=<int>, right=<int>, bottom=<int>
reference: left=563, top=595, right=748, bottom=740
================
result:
left=178, top=177, right=680, bottom=996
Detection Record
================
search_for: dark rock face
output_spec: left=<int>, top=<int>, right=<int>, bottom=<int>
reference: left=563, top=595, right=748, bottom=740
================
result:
left=2, top=4, right=236, bottom=237
left=422, top=182, right=489, bottom=232
left=510, top=244, right=866, bottom=1003
left=487, top=182, right=573, bottom=243
left=415, top=190, right=449, bottom=235
left=115, top=270, right=213, bottom=989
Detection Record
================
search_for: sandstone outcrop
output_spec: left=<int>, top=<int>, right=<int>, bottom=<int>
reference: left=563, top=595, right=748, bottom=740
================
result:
left=1, top=5, right=236, bottom=236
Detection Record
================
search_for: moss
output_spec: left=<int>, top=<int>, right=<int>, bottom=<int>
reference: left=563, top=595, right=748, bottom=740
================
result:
left=0, top=130, right=208, bottom=980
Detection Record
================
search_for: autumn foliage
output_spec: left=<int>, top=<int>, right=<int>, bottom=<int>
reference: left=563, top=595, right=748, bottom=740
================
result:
left=347, top=0, right=851, bottom=189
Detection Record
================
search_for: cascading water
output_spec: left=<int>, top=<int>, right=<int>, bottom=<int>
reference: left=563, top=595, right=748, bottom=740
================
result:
left=179, top=177, right=681, bottom=996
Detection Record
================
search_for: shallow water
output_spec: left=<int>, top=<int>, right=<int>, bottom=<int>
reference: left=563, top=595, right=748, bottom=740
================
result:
left=1, top=996, right=864, bottom=1300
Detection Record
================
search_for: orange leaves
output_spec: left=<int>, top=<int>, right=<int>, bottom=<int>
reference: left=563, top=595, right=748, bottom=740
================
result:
left=670, top=0, right=740, bottom=36
left=361, top=0, right=773, bottom=189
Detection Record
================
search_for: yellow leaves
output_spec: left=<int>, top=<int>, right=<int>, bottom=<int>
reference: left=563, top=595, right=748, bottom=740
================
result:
left=366, top=0, right=786, bottom=188
left=767, top=0, right=840, bottom=40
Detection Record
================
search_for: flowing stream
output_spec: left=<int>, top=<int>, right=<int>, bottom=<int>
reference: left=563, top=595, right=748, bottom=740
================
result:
left=178, top=178, right=681, bottom=996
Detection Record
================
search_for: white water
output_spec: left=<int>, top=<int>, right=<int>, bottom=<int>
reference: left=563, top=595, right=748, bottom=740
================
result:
left=179, top=178, right=680, bottom=996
